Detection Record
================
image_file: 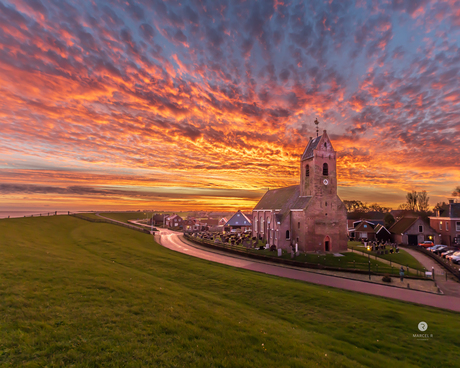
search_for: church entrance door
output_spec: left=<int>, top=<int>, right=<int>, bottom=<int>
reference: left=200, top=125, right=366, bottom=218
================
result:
left=324, top=236, right=331, bottom=252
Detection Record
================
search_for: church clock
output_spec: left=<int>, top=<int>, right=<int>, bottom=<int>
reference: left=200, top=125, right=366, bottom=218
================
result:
left=323, top=179, right=329, bottom=186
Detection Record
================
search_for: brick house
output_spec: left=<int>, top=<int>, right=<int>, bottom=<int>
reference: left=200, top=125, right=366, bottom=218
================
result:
left=165, top=214, right=183, bottom=228
left=150, top=213, right=168, bottom=226
left=389, top=216, right=438, bottom=245
left=349, top=220, right=391, bottom=242
left=429, top=200, right=460, bottom=246
left=252, top=130, right=347, bottom=252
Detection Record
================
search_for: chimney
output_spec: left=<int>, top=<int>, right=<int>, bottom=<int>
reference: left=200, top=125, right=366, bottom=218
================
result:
left=448, top=199, right=454, bottom=204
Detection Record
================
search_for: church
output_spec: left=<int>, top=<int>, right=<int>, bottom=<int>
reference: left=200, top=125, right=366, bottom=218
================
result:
left=252, top=129, right=348, bottom=253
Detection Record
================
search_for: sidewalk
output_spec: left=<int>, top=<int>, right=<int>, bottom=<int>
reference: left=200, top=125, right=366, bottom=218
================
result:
left=402, top=247, right=460, bottom=297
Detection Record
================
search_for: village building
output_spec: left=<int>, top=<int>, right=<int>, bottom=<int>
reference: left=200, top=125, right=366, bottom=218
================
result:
left=348, top=220, right=391, bottom=242
left=150, top=213, right=168, bottom=226
left=165, top=214, right=183, bottom=229
left=218, top=217, right=229, bottom=226
left=429, top=200, right=460, bottom=246
left=224, top=210, right=252, bottom=233
left=252, top=130, right=347, bottom=252
left=388, top=216, right=437, bottom=245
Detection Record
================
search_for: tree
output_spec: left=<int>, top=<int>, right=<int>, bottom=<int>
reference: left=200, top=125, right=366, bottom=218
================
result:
left=384, top=213, right=395, bottom=228
left=417, top=190, right=430, bottom=212
left=399, top=190, right=430, bottom=213
left=433, top=201, right=447, bottom=212
left=406, top=191, right=418, bottom=212
left=452, top=186, right=460, bottom=197
left=343, top=200, right=367, bottom=212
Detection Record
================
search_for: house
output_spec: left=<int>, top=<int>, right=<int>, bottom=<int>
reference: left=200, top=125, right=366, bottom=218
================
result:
left=224, top=210, right=252, bottom=232
left=389, top=216, right=438, bottom=245
left=348, top=220, right=391, bottom=242
left=429, top=200, right=460, bottom=246
left=150, top=213, right=168, bottom=226
left=252, top=129, right=347, bottom=252
left=218, top=217, right=228, bottom=226
left=165, top=214, right=183, bottom=229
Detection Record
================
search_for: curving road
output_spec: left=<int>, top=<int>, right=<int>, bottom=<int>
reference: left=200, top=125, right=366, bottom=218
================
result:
left=157, top=228, right=460, bottom=313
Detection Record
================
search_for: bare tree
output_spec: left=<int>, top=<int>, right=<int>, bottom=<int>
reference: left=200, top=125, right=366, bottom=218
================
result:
left=406, top=191, right=418, bottom=211
left=417, top=190, right=430, bottom=212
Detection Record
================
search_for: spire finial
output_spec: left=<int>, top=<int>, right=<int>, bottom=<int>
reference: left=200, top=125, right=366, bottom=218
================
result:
left=314, top=118, right=320, bottom=137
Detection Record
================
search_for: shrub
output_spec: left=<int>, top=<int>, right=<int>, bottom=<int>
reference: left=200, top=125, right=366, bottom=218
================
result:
left=382, top=275, right=392, bottom=283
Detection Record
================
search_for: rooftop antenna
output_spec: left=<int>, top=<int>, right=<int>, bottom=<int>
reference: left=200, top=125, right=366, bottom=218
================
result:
left=314, top=118, right=320, bottom=137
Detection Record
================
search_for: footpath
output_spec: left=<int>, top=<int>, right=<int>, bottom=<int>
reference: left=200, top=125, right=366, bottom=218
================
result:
left=402, top=247, right=460, bottom=298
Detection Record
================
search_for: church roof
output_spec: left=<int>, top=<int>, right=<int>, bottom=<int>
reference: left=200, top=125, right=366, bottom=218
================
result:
left=253, top=185, right=312, bottom=221
left=225, top=210, right=252, bottom=227
left=301, top=135, right=322, bottom=160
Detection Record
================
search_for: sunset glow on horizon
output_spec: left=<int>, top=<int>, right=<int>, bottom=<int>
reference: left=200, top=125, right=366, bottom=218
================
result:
left=1, top=0, right=459, bottom=212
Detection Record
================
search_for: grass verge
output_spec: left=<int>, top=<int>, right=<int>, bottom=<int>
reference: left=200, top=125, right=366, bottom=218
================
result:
left=0, top=216, right=458, bottom=367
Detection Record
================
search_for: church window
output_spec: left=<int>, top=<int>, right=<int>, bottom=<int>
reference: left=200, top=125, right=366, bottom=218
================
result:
left=298, top=222, right=300, bottom=229
left=305, top=165, right=309, bottom=177
left=286, top=230, right=290, bottom=239
left=323, top=163, right=328, bottom=176
left=324, top=142, right=327, bottom=149
left=325, top=201, right=327, bottom=207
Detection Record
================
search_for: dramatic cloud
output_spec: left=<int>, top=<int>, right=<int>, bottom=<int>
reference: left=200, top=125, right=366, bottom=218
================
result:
left=0, top=0, right=459, bottom=211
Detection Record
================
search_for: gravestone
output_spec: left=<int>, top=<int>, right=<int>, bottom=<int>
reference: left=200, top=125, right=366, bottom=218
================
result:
left=277, top=248, right=282, bottom=257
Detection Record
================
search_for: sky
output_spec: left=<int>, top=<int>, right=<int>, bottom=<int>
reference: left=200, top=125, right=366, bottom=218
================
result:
left=0, top=0, right=459, bottom=212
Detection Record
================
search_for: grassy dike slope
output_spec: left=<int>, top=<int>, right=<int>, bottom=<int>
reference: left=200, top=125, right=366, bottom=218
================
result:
left=0, top=216, right=459, bottom=367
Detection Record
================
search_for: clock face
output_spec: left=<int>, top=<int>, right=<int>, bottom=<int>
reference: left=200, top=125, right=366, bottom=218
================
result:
left=323, top=179, right=329, bottom=185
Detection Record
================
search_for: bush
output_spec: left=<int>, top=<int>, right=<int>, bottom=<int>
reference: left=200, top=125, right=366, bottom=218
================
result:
left=382, top=275, right=392, bottom=283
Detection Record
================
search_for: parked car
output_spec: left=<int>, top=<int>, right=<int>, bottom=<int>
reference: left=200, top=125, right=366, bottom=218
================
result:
left=434, top=246, right=449, bottom=255
left=446, top=251, right=460, bottom=260
left=428, top=245, right=445, bottom=252
left=441, top=250, right=455, bottom=258
left=418, top=241, right=434, bottom=248
left=451, top=256, right=460, bottom=264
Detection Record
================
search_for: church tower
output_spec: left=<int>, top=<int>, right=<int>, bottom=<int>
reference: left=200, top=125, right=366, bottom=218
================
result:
left=300, top=130, right=337, bottom=198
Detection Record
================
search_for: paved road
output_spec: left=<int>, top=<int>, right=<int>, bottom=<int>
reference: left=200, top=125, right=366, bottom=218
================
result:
left=157, top=229, right=460, bottom=313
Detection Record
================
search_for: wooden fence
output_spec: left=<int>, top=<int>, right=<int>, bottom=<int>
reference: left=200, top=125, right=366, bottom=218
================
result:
left=184, top=234, right=427, bottom=279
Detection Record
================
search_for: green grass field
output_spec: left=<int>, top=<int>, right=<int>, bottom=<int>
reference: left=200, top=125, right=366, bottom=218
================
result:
left=1, top=216, right=459, bottom=367
left=348, top=241, right=425, bottom=271
left=98, top=211, right=190, bottom=224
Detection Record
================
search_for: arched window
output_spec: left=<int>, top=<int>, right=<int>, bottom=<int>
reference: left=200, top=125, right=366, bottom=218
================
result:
left=324, top=142, right=327, bottom=149
left=286, top=230, right=290, bottom=239
left=254, top=219, right=258, bottom=232
left=305, top=164, right=309, bottom=177
left=323, top=163, right=328, bottom=176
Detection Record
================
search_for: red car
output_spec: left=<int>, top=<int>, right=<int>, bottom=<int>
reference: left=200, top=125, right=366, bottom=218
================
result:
left=418, top=240, right=434, bottom=248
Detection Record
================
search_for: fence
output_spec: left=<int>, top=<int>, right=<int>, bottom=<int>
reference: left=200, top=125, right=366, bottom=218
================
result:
left=184, top=234, right=427, bottom=279
left=401, top=245, right=460, bottom=281
left=69, top=213, right=154, bottom=235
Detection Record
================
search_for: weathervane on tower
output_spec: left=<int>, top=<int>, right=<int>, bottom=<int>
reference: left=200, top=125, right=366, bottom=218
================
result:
left=314, top=118, right=320, bottom=137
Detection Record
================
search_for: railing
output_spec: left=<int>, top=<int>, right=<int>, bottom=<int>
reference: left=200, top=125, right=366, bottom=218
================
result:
left=184, top=234, right=427, bottom=279
left=401, top=245, right=460, bottom=281
left=69, top=213, right=154, bottom=235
